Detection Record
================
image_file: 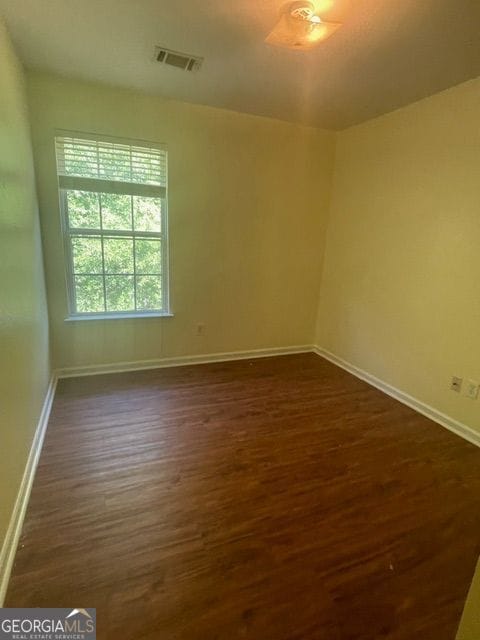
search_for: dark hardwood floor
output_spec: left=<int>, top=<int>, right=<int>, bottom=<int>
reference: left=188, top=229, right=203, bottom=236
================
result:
left=6, top=353, right=480, bottom=639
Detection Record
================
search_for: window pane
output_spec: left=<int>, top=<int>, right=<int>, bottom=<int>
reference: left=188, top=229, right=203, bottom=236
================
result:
left=67, top=191, right=100, bottom=229
left=133, top=196, right=162, bottom=232
left=57, top=137, right=166, bottom=185
left=63, top=144, right=98, bottom=177
left=74, top=276, right=104, bottom=313
left=98, top=146, right=130, bottom=181
left=104, top=237, right=134, bottom=274
left=135, top=239, right=161, bottom=274
left=101, top=193, right=132, bottom=230
left=131, top=152, right=162, bottom=184
left=105, top=276, right=134, bottom=312
left=136, top=276, right=162, bottom=310
left=71, top=236, right=103, bottom=274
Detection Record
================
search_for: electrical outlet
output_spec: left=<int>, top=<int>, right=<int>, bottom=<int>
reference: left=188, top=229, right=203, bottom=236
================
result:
left=450, top=376, right=463, bottom=393
left=196, top=323, right=205, bottom=336
left=464, top=380, right=479, bottom=400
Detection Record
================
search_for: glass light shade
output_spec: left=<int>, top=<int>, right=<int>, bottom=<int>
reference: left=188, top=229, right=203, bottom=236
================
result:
left=265, top=13, right=341, bottom=51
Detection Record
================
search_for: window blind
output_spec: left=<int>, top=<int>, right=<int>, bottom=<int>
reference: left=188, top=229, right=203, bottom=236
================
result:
left=55, top=134, right=167, bottom=198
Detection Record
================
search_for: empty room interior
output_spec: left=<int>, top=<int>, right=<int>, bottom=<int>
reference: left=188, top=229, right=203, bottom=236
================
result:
left=1, top=0, right=480, bottom=638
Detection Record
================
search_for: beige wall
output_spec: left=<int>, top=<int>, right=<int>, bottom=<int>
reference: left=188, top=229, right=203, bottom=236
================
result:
left=457, top=559, right=480, bottom=640
left=0, top=22, right=50, bottom=553
left=26, top=72, right=335, bottom=370
left=316, top=76, right=480, bottom=432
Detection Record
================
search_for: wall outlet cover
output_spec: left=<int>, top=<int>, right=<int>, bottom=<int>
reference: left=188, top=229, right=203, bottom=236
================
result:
left=465, top=380, right=479, bottom=400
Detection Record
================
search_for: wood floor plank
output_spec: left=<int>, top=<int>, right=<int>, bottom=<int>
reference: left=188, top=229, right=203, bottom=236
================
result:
left=6, top=353, right=480, bottom=639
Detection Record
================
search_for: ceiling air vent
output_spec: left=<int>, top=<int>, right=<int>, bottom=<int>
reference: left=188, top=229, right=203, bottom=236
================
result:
left=154, top=46, right=203, bottom=72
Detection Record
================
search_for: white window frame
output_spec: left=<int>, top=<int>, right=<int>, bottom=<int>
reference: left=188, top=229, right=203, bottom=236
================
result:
left=55, top=130, right=172, bottom=321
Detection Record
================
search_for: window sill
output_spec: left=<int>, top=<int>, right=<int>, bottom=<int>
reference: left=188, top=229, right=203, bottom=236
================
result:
left=65, top=312, right=174, bottom=322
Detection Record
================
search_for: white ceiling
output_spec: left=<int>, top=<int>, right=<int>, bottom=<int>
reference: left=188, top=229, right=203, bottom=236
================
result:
left=1, top=0, right=479, bottom=130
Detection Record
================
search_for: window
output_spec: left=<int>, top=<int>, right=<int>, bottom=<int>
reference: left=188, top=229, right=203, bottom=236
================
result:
left=55, top=132, right=170, bottom=319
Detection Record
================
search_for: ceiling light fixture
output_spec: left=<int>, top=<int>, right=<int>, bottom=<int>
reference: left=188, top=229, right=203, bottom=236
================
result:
left=265, top=1, right=341, bottom=51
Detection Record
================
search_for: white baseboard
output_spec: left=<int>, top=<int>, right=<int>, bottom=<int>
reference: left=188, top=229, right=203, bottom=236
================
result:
left=314, top=347, right=480, bottom=448
left=56, top=345, right=314, bottom=379
left=0, top=374, right=57, bottom=606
